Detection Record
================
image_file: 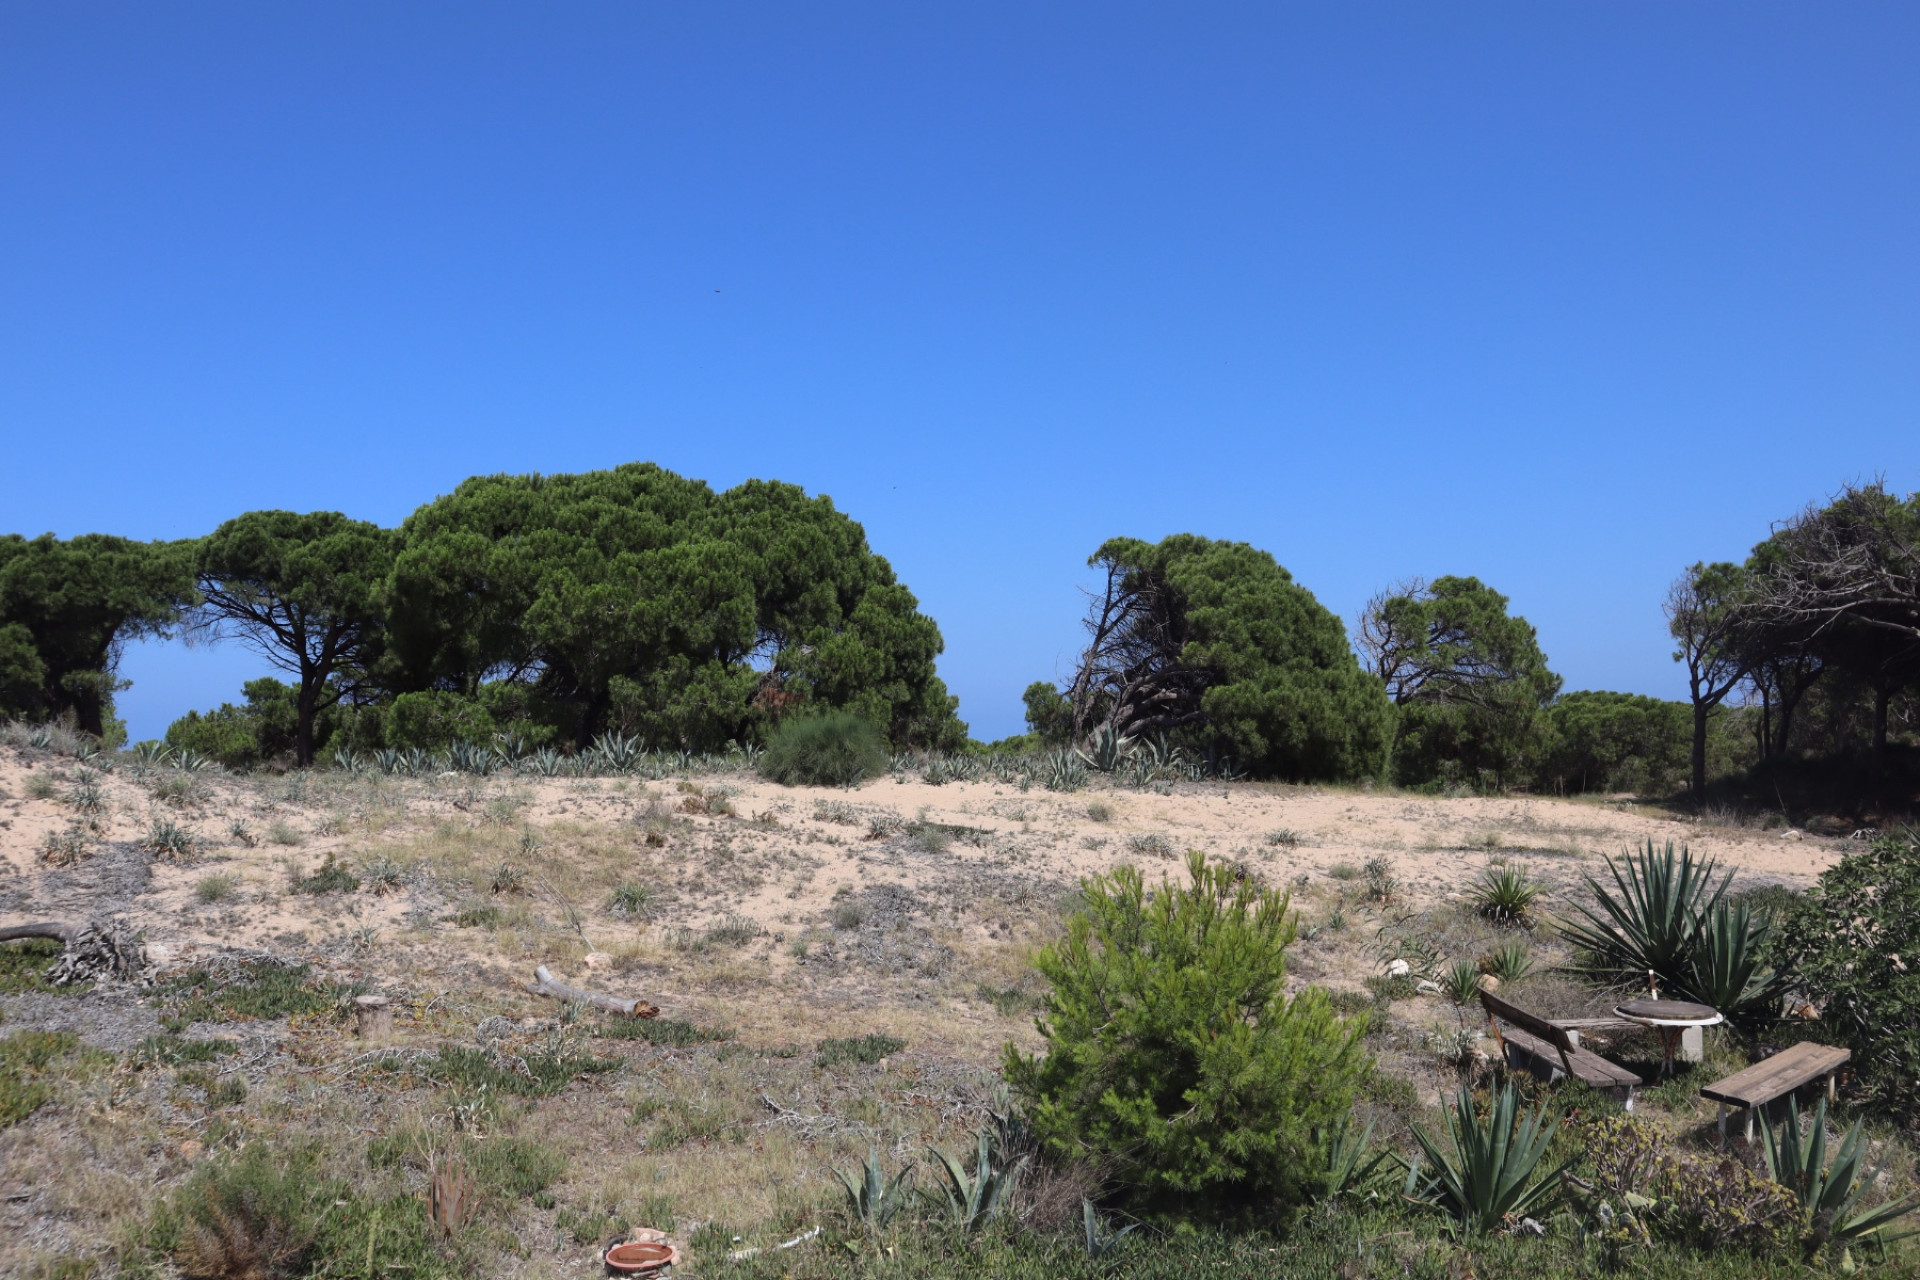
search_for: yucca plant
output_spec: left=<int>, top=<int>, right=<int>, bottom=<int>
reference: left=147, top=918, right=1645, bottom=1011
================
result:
left=1763, top=1096, right=1920, bottom=1259
left=927, top=1128, right=1026, bottom=1232
left=1686, top=896, right=1787, bottom=1017
left=145, top=817, right=197, bottom=860
left=1439, top=959, right=1484, bottom=1005
left=1479, top=940, right=1534, bottom=985
left=833, top=1148, right=913, bottom=1230
left=1408, top=1083, right=1570, bottom=1237
left=1470, top=864, right=1541, bottom=927
left=1559, top=840, right=1722, bottom=989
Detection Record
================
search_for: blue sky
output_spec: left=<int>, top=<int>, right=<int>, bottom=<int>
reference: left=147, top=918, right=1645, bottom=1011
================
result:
left=3, top=4, right=1917, bottom=743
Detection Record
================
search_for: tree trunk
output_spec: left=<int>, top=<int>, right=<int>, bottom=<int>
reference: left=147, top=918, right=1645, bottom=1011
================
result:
left=295, top=673, right=319, bottom=768
left=1691, top=698, right=1709, bottom=800
left=1872, top=685, right=1892, bottom=780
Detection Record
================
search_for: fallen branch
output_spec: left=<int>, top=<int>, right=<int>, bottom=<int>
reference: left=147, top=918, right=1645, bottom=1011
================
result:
left=0, top=922, right=77, bottom=945
left=530, top=965, right=657, bottom=1019
left=0, top=918, right=147, bottom=985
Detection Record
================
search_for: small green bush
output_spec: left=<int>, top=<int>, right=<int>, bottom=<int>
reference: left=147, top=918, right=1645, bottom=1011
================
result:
left=1006, top=851, right=1368, bottom=1215
left=0, top=1030, right=84, bottom=1126
left=758, top=711, right=888, bottom=787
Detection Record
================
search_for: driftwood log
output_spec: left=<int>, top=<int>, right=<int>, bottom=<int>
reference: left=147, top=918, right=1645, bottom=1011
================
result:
left=530, top=964, right=658, bottom=1019
left=0, top=919, right=148, bottom=985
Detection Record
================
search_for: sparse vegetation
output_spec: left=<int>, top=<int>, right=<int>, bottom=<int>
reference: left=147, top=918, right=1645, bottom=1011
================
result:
left=194, top=873, right=238, bottom=904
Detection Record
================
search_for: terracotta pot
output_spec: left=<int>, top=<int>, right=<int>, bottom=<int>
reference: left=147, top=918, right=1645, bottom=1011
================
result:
left=604, top=1241, right=674, bottom=1274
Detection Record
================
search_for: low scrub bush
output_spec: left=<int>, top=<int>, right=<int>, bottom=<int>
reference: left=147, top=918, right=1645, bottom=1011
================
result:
left=144, top=1141, right=450, bottom=1280
left=759, top=711, right=888, bottom=788
left=816, top=1033, right=906, bottom=1068
left=292, top=853, right=358, bottom=895
left=0, top=1030, right=103, bottom=1127
left=1006, top=852, right=1368, bottom=1216
left=597, top=1017, right=732, bottom=1047
left=161, top=959, right=353, bottom=1025
left=0, top=938, right=74, bottom=996
left=381, top=1043, right=619, bottom=1099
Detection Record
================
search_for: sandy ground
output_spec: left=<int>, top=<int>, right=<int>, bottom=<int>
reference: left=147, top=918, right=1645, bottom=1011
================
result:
left=0, top=748, right=1847, bottom=1037
left=0, top=743, right=1871, bottom=1276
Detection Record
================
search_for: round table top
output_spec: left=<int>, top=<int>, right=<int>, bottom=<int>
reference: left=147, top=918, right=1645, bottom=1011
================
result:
left=1614, top=998, right=1722, bottom=1026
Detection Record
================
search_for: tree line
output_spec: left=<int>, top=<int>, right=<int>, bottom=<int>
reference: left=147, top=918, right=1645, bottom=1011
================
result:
left=1021, top=485, right=1919, bottom=801
left=3, top=467, right=1913, bottom=798
left=0, top=463, right=965, bottom=766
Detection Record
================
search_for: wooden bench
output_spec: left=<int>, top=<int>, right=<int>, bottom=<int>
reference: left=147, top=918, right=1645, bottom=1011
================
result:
left=1701, top=1041, right=1851, bottom=1143
left=1480, top=990, right=1643, bottom=1108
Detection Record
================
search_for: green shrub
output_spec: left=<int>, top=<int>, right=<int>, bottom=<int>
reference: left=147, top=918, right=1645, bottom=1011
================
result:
left=597, top=1017, right=732, bottom=1047
left=1779, top=831, right=1920, bottom=1119
left=758, top=711, right=888, bottom=787
left=386, top=690, right=497, bottom=753
left=293, top=853, right=358, bottom=895
left=1005, top=851, right=1368, bottom=1215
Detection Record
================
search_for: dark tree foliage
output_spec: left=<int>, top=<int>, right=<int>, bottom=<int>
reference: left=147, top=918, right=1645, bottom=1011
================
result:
left=1066, top=535, right=1390, bottom=780
left=1021, top=680, right=1073, bottom=747
left=0, top=534, right=194, bottom=737
left=192, top=511, right=394, bottom=766
left=386, top=464, right=963, bottom=751
left=1538, top=691, right=1692, bottom=796
left=1356, top=576, right=1561, bottom=789
left=165, top=677, right=309, bottom=769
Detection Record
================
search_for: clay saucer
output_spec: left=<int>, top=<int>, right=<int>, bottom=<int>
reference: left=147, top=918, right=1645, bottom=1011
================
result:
left=604, top=1240, right=674, bottom=1274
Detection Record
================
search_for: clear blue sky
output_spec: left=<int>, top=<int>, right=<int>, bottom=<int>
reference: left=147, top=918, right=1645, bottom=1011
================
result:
left=3, top=4, right=1916, bottom=743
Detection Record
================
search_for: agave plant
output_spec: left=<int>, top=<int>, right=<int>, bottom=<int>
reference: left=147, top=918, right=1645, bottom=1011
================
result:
left=927, top=1128, right=1026, bottom=1232
left=447, top=740, right=494, bottom=775
left=833, top=1148, right=913, bottom=1230
left=132, top=741, right=174, bottom=768
left=1315, top=1114, right=1396, bottom=1202
left=1764, top=1096, right=1920, bottom=1258
left=1040, top=749, right=1088, bottom=793
left=1081, top=1199, right=1139, bottom=1259
left=1077, top=725, right=1133, bottom=773
left=1408, top=1083, right=1570, bottom=1237
left=591, top=732, right=642, bottom=773
left=373, top=747, right=404, bottom=775
left=171, top=748, right=213, bottom=773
